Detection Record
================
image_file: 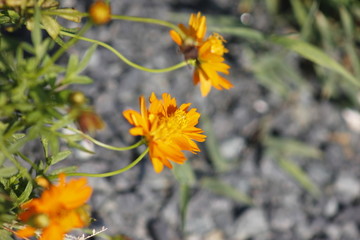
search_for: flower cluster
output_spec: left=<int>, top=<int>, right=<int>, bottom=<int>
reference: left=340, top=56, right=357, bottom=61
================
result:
left=0, top=1, right=234, bottom=238
left=170, top=12, right=233, bottom=96
left=16, top=174, right=92, bottom=240
left=123, top=93, right=206, bottom=173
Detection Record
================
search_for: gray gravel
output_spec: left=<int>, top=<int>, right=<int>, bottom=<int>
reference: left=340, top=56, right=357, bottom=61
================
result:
left=59, top=1, right=360, bottom=239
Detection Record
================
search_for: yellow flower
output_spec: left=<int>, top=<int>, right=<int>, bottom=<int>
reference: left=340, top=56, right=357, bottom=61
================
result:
left=89, top=1, right=111, bottom=25
left=123, top=93, right=206, bottom=173
left=194, top=33, right=233, bottom=96
left=169, top=12, right=207, bottom=49
left=16, top=174, right=92, bottom=240
left=170, top=13, right=233, bottom=96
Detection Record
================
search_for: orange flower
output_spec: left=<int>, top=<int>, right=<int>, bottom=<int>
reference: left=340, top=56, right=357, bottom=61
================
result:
left=89, top=1, right=111, bottom=25
left=169, top=12, right=206, bottom=49
left=170, top=12, right=233, bottom=96
left=194, top=33, right=233, bottom=96
left=16, top=174, right=92, bottom=240
left=123, top=93, right=206, bottom=173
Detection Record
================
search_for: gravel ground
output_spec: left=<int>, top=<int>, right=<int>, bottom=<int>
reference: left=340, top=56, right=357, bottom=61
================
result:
left=60, top=1, right=360, bottom=240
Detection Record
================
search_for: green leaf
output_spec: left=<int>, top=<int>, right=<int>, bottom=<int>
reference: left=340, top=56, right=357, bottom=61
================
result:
left=66, top=54, right=79, bottom=77
left=201, top=177, right=253, bottom=205
left=63, top=75, right=94, bottom=85
left=201, top=116, right=230, bottom=172
left=179, top=184, right=190, bottom=232
left=51, top=8, right=83, bottom=23
left=290, top=0, right=308, bottom=26
left=0, top=167, right=18, bottom=178
left=77, top=44, right=97, bottom=74
left=172, top=162, right=196, bottom=186
left=210, top=26, right=265, bottom=42
left=340, top=7, right=354, bottom=40
left=17, top=180, right=33, bottom=204
left=41, top=15, right=61, bottom=40
left=31, top=7, right=41, bottom=50
left=48, top=150, right=72, bottom=165
left=264, top=136, right=322, bottom=159
left=269, top=36, right=360, bottom=87
left=277, top=158, right=320, bottom=197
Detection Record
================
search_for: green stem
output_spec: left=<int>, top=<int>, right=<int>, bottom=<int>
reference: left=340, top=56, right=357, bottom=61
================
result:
left=66, top=147, right=149, bottom=177
left=66, top=126, right=145, bottom=151
left=111, top=15, right=181, bottom=32
left=59, top=30, right=188, bottom=73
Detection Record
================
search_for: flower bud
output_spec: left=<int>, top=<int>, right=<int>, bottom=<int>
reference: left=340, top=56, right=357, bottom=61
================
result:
left=29, top=214, right=50, bottom=229
left=69, top=91, right=87, bottom=106
left=89, top=1, right=111, bottom=25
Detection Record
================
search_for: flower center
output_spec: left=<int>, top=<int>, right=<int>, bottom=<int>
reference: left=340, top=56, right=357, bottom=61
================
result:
left=151, top=109, right=188, bottom=142
left=208, top=33, right=228, bottom=55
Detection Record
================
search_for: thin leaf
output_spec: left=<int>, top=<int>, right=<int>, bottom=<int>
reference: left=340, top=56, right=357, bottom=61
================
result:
left=172, top=161, right=196, bottom=186
left=201, top=115, right=230, bottom=172
left=201, top=177, right=253, bottom=205
left=63, top=75, right=93, bottom=85
left=264, top=136, right=322, bottom=159
left=51, top=8, right=83, bottom=23
left=0, top=167, right=18, bottom=178
left=290, top=0, right=308, bottom=26
left=41, top=136, right=49, bottom=158
left=179, top=183, right=190, bottom=232
left=77, top=44, right=97, bottom=74
left=210, top=26, right=265, bottom=42
left=277, top=158, right=320, bottom=197
left=65, top=54, right=79, bottom=78
left=269, top=36, right=360, bottom=87
left=17, top=180, right=33, bottom=204
left=31, top=7, right=41, bottom=50
left=48, top=150, right=72, bottom=165
left=41, top=15, right=61, bottom=40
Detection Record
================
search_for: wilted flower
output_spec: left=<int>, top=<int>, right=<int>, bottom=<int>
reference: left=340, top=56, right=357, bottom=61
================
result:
left=16, top=174, right=92, bottom=240
left=170, top=12, right=233, bottom=96
left=123, top=93, right=206, bottom=173
left=76, top=109, right=105, bottom=134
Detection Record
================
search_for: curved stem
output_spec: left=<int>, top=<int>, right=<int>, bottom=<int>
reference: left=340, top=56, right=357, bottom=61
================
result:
left=59, top=30, right=188, bottom=73
left=111, top=15, right=181, bottom=32
left=66, top=126, right=145, bottom=151
left=66, top=148, right=149, bottom=177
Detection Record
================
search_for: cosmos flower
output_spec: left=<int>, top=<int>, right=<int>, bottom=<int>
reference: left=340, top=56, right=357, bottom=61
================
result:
left=193, top=33, right=233, bottom=96
left=16, top=174, right=92, bottom=240
left=123, top=93, right=206, bottom=173
left=169, top=12, right=207, bottom=51
left=170, top=12, right=233, bottom=96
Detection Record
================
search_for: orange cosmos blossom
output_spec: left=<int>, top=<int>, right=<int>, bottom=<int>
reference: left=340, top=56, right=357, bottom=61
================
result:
left=194, top=33, right=233, bottom=96
left=123, top=93, right=206, bottom=173
left=16, top=174, right=92, bottom=240
left=170, top=12, right=233, bottom=96
left=169, top=12, right=207, bottom=49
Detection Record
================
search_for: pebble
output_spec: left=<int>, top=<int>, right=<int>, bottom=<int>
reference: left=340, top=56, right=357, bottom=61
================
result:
left=233, top=208, right=269, bottom=240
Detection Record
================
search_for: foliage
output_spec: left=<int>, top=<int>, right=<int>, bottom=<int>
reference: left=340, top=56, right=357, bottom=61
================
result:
left=0, top=0, right=359, bottom=239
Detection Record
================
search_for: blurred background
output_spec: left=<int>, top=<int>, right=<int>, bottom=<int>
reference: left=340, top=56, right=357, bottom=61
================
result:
left=61, top=0, right=360, bottom=239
